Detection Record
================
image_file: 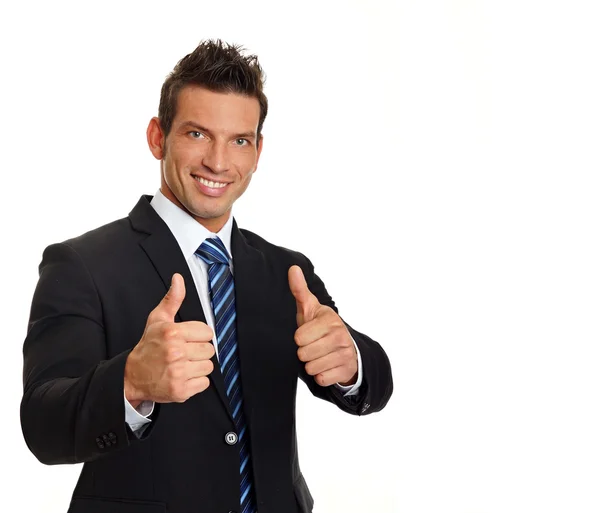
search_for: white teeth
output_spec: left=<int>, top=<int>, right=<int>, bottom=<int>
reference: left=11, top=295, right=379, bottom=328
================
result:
left=195, top=176, right=227, bottom=188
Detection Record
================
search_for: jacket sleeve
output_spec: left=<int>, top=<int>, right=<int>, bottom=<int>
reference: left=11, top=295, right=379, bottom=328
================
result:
left=296, top=256, right=393, bottom=416
left=20, top=242, right=151, bottom=465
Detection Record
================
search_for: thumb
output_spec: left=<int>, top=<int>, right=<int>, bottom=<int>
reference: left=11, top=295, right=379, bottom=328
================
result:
left=150, top=273, right=186, bottom=323
left=288, top=265, right=319, bottom=325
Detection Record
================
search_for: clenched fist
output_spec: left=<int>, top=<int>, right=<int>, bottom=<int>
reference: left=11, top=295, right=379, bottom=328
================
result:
left=288, top=265, right=358, bottom=387
left=124, top=273, right=215, bottom=406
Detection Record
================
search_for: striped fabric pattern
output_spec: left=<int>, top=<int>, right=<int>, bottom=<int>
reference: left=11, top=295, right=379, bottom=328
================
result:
left=195, top=237, right=256, bottom=513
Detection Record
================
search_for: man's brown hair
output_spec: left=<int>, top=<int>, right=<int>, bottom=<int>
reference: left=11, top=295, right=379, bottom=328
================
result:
left=158, top=39, right=268, bottom=143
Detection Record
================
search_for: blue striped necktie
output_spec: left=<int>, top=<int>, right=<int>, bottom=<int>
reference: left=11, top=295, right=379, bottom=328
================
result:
left=195, top=237, right=256, bottom=513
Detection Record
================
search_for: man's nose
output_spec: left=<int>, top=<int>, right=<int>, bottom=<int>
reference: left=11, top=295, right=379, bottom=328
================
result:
left=202, top=140, right=230, bottom=174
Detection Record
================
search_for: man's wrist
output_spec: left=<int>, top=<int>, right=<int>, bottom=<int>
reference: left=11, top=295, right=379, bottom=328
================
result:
left=338, top=371, right=358, bottom=387
left=128, top=398, right=142, bottom=409
left=124, top=375, right=144, bottom=409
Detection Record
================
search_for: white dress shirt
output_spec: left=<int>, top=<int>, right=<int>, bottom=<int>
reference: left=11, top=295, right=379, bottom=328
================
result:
left=125, top=190, right=363, bottom=432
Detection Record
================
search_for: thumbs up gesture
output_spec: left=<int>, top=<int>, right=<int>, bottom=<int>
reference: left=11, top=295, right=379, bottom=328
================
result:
left=124, top=274, right=216, bottom=406
left=288, top=265, right=358, bottom=387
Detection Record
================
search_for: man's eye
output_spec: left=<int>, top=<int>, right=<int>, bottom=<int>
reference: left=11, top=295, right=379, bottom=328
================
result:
left=235, top=138, right=248, bottom=146
left=189, top=131, right=204, bottom=139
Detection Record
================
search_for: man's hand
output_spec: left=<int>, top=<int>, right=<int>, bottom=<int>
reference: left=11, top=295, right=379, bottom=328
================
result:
left=124, top=273, right=215, bottom=406
left=288, top=265, right=358, bottom=387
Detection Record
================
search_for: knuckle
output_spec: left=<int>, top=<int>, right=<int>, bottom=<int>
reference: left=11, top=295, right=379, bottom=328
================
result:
left=329, top=316, right=345, bottom=331
left=173, top=388, right=186, bottom=403
left=196, top=376, right=210, bottom=394
left=294, top=331, right=303, bottom=346
left=334, top=334, right=349, bottom=349
left=175, top=389, right=188, bottom=402
left=326, top=351, right=339, bottom=364
left=146, top=311, right=157, bottom=326
left=166, top=364, right=182, bottom=380
left=333, top=317, right=344, bottom=328
left=322, top=306, right=335, bottom=318
left=164, top=345, right=182, bottom=362
left=199, top=360, right=214, bottom=375
left=186, top=377, right=209, bottom=398
left=205, top=342, right=216, bottom=358
left=170, top=383, right=188, bottom=403
left=297, top=347, right=307, bottom=362
left=204, top=325, right=215, bottom=341
left=166, top=381, right=179, bottom=398
left=305, top=362, right=317, bottom=376
left=161, top=324, right=178, bottom=342
left=342, top=347, right=354, bottom=360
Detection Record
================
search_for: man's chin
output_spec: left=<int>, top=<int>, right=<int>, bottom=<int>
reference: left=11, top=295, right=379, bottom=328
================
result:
left=187, top=205, right=231, bottom=226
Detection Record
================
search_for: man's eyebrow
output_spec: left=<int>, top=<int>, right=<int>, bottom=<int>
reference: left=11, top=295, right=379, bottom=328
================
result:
left=179, top=121, right=257, bottom=140
left=234, top=131, right=258, bottom=140
left=179, top=121, right=211, bottom=133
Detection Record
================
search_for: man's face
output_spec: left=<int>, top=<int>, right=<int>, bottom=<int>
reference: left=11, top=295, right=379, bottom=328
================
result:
left=148, top=85, right=263, bottom=232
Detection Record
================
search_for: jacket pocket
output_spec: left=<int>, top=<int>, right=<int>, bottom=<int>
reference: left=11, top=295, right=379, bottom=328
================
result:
left=68, top=496, right=167, bottom=513
left=293, top=473, right=314, bottom=513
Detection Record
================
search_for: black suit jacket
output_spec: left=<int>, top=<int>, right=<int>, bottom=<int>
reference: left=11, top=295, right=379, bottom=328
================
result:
left=21, top=195, right=393, bottom=513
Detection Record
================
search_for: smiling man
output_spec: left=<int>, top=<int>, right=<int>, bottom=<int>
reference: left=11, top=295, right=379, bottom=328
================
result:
left=151, top=85, right=262, bottom=233
left=21, top=40, right=393, bottom=513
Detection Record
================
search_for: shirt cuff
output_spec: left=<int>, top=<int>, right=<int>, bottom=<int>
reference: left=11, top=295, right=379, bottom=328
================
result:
left=124, top=393, right=154, bottom=433
left=334, top=336, right=363, bottom=397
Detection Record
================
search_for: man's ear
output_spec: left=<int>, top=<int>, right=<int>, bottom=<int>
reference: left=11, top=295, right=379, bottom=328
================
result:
left=147, top=117, right=165, bottom=160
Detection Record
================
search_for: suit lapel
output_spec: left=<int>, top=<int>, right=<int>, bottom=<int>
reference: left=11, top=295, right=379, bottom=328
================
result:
left=129, top=196, right=232, bottom=419
left=231, top=221, right=269, bottom=428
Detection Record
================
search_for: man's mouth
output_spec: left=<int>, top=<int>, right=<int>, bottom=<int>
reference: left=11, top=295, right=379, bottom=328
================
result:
left=193, top=176, right=229, bottom=189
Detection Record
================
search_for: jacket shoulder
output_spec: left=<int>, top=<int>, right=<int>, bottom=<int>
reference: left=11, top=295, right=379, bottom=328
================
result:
left=239, top=228, right=310, bottom=267
left=42, top=216, right=141, bottom=269
left=63, top=217, right=131, bottom=248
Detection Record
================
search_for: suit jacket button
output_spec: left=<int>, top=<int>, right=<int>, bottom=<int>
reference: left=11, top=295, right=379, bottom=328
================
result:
left=224, top=432, right=238, bottom=445
left=95, top=438, right=105, bottom=449
left=108, top=432, right=117, bottom=442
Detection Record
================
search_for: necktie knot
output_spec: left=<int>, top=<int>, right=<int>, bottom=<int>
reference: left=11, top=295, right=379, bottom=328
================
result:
left=195, top=237, right=230, bottom=266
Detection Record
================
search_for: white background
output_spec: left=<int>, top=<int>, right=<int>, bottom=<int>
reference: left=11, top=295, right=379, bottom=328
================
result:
left=1, top=0, right=600, bottom=512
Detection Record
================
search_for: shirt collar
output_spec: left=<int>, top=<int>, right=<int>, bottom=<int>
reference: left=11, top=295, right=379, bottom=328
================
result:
left=150, top=189, right=234, bottom=261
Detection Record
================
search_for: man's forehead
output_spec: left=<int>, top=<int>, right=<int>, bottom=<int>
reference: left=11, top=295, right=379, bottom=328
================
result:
left=174, top=86, right=260, bottom=130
